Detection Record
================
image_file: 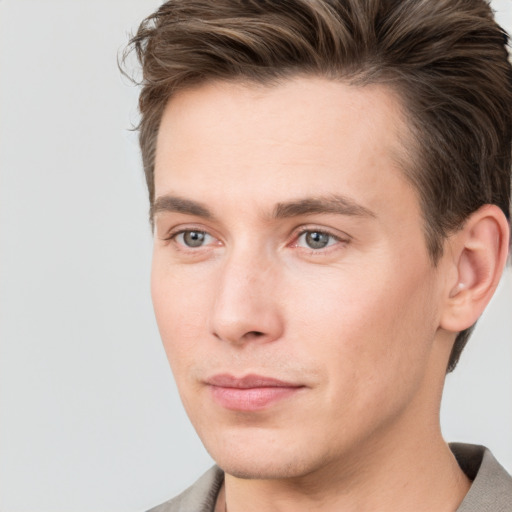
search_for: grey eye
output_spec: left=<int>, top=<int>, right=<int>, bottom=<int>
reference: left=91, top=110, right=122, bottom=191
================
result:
left=181, top=230, right=207, bottom=247
left=302, top=231, right=331, bottom=249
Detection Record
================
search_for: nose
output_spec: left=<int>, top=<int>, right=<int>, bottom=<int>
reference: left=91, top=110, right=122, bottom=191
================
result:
left=210, top=250, right=284, bottom=346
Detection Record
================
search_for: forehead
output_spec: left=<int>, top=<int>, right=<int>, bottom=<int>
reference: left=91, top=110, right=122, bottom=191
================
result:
left=156, top=77, right=408, bottom=158
left=154, top=77, right=417, bottom=221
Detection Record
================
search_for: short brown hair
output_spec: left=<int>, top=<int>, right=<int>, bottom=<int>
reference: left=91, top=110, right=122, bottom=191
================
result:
left=124, top=0, right=512, bottom=371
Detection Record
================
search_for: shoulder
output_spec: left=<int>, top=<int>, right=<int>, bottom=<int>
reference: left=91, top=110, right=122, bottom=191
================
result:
left=451, top=443, right=512, bottom=512
left=147, top=466, right=224, bottom=512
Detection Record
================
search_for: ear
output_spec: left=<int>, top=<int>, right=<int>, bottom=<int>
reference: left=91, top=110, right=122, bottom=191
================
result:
left=440, top=204, right=510, bottom=333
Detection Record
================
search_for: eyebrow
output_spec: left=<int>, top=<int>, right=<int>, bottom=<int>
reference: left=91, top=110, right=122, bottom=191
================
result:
left=273, top=195, right=376, bottom=219
left=151, top=195, right=214, bottom=219
left=151, top=194, right=376, bottom=221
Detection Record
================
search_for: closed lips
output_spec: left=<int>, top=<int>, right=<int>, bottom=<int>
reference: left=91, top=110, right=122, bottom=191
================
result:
left=206, top=374, right=305, bottom=411
left=205, top=373, right=303, bottom=389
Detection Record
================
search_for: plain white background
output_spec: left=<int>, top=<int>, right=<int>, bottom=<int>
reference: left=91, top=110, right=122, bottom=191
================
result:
left=0, top=1, right=511, bottom=511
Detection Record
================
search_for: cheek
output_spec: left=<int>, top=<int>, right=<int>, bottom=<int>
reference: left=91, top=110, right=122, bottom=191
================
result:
left=151, top=257, right=212, bottom=371
left=285, top=260, right=438, bottom=400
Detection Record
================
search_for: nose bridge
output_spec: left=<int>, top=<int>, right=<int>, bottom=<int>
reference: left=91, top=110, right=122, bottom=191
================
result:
left=211, top=243, right=283, bottom=345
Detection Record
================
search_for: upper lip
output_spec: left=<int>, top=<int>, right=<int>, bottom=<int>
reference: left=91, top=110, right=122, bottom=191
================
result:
left=206, top=373, right=303, bottom=389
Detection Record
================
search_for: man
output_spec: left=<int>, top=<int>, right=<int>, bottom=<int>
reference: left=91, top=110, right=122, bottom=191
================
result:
left=125, top=1, right=512, bottom=510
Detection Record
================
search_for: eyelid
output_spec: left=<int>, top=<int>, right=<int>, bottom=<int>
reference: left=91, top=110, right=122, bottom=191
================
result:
left=158, top=225, right=222, bottom=255
left=159, top=223, right=350, bottom=252
left=160, top=223, right=215, bottom=241
left=291, top=225, right=351, bottom=243
left=288, top=226, right=351, bottom=254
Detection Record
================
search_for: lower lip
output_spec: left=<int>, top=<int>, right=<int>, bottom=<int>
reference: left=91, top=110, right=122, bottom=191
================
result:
left=209, top=385, right=302, bottom=411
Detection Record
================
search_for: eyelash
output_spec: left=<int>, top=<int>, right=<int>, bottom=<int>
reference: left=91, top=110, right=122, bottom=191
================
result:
left=162, top=226, right=349, bottom=253
left=292, top=228, right=347, bottom=253
left=163, top=228, right=213, bottom=245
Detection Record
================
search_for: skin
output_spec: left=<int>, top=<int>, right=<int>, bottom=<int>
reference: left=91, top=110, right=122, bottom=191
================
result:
left=150, top=77, right=507, bottom=511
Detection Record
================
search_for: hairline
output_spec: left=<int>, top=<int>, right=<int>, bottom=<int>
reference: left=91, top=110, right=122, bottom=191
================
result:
left=150, top=72, right=440, bottom=260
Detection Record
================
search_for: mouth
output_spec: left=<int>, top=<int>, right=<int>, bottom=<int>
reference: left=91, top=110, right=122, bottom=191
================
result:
left=205, top=374, right=305, bottom=411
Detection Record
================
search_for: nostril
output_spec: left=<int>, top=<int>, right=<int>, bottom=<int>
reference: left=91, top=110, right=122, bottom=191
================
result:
left=245, top=331, right=264, bottom=338
left=213, top=330, right=266, bottom=343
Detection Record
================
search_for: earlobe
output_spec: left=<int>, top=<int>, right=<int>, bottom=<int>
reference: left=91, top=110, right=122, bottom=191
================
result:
left=440, top=205, right=510, bottom=333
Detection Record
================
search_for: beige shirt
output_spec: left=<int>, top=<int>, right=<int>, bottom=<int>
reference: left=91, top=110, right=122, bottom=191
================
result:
left=147, top=444, right=512, bottom=512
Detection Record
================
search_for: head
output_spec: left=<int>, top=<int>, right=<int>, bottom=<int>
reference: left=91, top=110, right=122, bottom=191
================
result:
left=125, top=0, right=511, bottom=480
left=127, top=0, right=512, bottom=373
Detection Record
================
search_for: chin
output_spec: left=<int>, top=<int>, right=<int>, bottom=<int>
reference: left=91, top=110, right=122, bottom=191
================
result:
left=216, top=455, right=317, bottom=480
left=201, top=428, right=325, bottom=480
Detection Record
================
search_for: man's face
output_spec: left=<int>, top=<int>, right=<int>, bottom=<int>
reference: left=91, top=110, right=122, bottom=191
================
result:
left=151, top=77, right=448, bottom=480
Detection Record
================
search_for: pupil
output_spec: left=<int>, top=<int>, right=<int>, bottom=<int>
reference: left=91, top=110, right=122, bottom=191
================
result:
left=306, top=231, right=329, bottom=249
left=184, top=231, right=205, bottom=247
